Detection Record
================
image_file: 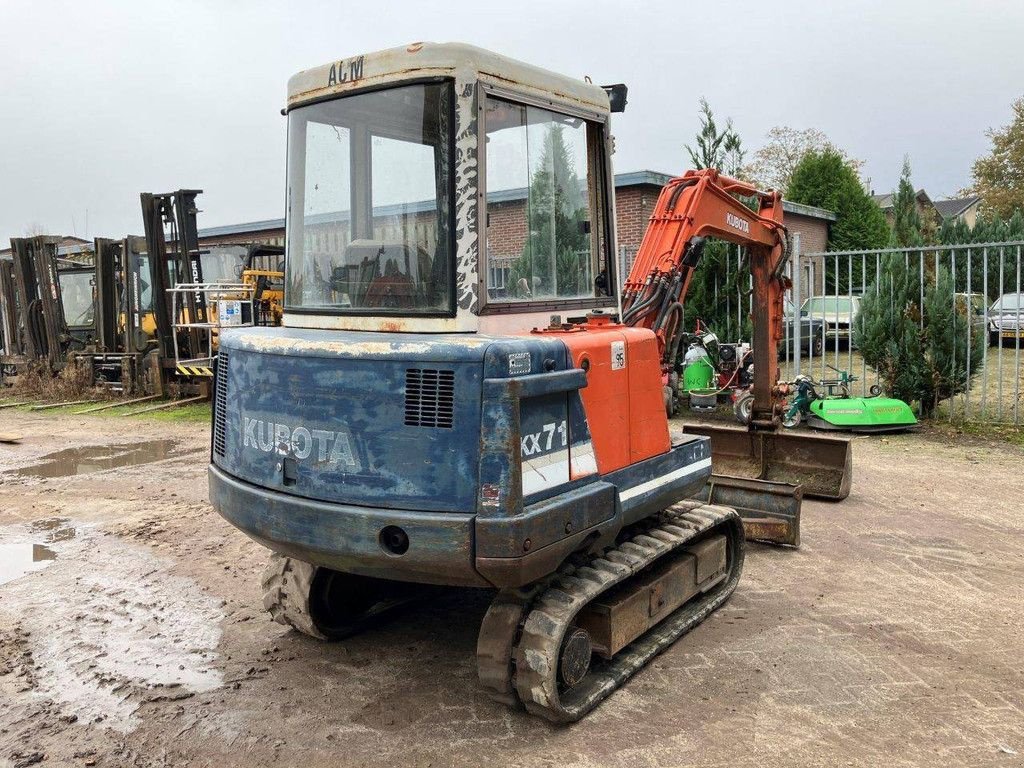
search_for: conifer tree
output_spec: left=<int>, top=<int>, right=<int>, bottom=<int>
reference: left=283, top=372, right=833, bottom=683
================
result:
left=890, top=157, right=924, bottom=248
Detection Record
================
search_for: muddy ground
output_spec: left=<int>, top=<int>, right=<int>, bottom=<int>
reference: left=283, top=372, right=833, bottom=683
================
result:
left=0, top=410, right=1022, bottom=768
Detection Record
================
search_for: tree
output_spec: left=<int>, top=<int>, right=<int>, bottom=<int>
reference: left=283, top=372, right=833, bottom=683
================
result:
left=855, top=258, right=983, bottom=418
left=890, top=157, right=924, bottom=247
left=680, top=99, right=750, bottom=338
left=508, top=125, right=589, bottom=297
left=685, top=98, right=745, bottom=176
left=787, top=149, right=890, bottom=252
left=969, top=96, right=1024, bottom=219
left=923, top=266, right=985, bottom=413
left=937, top=208, right=1024, bottom=299
left=744, top=126, right=864, bottom=192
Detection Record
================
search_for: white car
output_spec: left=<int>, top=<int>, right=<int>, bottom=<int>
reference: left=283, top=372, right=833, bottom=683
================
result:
left=799, top=296, right=861, bottom=349
left=989, top=293, right=1024, bottom=346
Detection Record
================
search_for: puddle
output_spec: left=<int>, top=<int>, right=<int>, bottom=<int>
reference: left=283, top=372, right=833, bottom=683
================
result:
left=8, top=440, right=191, bottom=478
left=0, top=518, right=76, bottom=585
left=0, top=524, right=224, bottom=731
left=0, top=542, right=58, bottom=585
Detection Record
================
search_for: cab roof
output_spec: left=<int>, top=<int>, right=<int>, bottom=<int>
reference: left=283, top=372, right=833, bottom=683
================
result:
left=287, top=41, right=610, bottom=115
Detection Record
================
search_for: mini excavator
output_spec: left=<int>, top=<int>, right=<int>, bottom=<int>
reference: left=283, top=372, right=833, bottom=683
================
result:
left=209, top=43, right=852, bottom=722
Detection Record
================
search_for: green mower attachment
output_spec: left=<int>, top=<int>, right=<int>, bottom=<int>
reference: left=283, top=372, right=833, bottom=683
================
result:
left=807, top=396, right=918, bottom=433
left=783, top=365, right=918, bottom=433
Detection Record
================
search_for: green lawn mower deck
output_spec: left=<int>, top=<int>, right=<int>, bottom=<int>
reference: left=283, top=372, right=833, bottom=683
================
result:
left=808, top=397, right=918, bottom=432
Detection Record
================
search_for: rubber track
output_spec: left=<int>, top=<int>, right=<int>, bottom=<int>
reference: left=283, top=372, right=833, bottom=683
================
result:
left=478, top=500, right=745, bottom=723
left=260, top=553, right=327, bottom=640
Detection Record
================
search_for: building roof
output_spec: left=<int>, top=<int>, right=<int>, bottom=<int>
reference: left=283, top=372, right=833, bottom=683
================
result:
left=197, top=170, right=837, bottom=238
left=871, top=189, right=934, bottom=211
left=0, top=235, right=91, bottom=260
left=933, top=195, right=982, bottom=220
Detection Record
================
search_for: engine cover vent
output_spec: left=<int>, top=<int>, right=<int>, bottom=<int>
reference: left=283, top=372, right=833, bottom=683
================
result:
left=404, top=368, right=455, bottom=428
left=213, top=353, right=229, bottom=456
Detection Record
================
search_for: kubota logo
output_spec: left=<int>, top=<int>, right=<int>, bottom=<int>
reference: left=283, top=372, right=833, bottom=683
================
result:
left=243, top=416, right=360, bottom=469
left=726, top=212, right=750, bottom=233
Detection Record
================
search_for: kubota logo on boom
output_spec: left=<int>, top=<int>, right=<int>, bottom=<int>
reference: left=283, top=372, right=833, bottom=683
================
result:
left=726, top=212, right=750, bottom=233
left=243, top=416, right=360, bottom=470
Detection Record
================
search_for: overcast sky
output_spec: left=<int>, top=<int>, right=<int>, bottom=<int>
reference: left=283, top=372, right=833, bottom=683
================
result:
left=2, top=0, right=1022, bottom=240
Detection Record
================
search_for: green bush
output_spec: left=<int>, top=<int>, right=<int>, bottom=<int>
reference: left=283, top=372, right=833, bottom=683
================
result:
left=855, top=257, right=984, bottom=417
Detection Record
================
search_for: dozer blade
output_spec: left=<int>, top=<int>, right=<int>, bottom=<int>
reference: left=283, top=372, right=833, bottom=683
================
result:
left=683, top=423, right=852, bottom=501
left=697, top=474, right=802, bottom=547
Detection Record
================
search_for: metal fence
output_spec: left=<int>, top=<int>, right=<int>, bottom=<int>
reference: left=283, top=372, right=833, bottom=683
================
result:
left=786, top=236, right=1023, bottom=425
left=618, top=237, right=1024, bottom=425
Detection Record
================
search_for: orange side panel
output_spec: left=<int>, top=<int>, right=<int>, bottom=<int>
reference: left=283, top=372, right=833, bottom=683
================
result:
left=560, top=327, right=671, bottom=475
left=621, top=327, right=672, bottom=464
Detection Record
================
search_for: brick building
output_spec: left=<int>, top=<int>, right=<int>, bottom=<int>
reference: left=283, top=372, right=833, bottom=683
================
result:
left=196, top=170, right=836, bottom=293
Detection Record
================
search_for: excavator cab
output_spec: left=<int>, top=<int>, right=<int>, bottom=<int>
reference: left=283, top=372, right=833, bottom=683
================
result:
left=209, top=43, right=847, bottom=722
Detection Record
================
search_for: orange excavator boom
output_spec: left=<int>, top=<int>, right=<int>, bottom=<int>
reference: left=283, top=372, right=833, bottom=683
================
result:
left=623, top=168, right=852, bottom=502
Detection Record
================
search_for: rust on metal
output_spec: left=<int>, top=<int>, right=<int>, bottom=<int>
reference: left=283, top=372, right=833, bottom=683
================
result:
left=697, top=473, right=802, bottom=547
left=684, top=422, right=852, bottom=501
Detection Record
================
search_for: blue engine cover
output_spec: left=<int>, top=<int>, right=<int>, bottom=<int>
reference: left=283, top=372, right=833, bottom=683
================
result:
left=213, top=326, right=570, bottom=514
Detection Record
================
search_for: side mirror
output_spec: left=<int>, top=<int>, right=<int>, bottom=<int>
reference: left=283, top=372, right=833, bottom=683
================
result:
left=601, top=84, right=628, bottom=113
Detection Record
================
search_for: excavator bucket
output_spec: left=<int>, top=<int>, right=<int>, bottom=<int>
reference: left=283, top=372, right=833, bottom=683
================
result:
left=684, top=423, right=853, bottom=501
left=697, top=475, right=802, bottom=547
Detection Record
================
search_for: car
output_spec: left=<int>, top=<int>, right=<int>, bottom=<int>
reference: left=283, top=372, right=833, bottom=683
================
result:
left=988, top=292, right=1024, bottom=346
left=781, top=299, right=826, bottom=356
left=798, top=295, right=861, bottom=350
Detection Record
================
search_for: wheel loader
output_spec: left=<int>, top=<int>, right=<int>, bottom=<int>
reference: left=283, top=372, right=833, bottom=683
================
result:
left=209, top=42, right=852, bottom=722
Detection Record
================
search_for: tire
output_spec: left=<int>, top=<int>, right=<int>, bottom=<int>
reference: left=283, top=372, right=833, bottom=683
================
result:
left=733, top=393, right=753, bottom=425
left=989, top=330, right=999, bottom=347
left=782, top=409, right=802, bottom=429
left=811, top=333, right=824, bottom=356
left=663, top=385, right=676, bottom=418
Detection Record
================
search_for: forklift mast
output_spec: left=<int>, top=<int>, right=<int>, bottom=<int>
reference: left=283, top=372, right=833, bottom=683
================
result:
left=140, top=190, right=210, bottom=365
left=93, top=237, right=121, bottom=353
left=9, top=236, right=74, bottom=370
left=0, top=259, right=21, bottom=359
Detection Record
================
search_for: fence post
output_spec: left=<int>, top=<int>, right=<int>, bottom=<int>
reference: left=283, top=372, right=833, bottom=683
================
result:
left=792, top=233, right=802, bottom=376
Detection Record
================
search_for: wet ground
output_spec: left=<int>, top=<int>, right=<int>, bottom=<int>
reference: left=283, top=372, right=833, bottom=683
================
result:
left=0, top=411, right=1022, bottom=767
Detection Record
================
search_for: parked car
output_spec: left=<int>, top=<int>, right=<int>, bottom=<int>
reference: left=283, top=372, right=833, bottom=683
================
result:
left=781, top=299, right=826, bottom=356
left=799, top=295, right=861, bottom=349
left=988, top=292, right=1024, bottom=346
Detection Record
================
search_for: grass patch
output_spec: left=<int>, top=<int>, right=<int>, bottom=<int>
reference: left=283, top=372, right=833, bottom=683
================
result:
left=133, top=403, right=211, bottom=423
left=0, top=398, right=211, bottom=423
left=950, top=421, right=1024, bottom=448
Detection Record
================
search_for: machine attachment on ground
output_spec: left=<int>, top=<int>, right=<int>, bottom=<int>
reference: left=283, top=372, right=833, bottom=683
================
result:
left=782, top=366, right=918, bottom=433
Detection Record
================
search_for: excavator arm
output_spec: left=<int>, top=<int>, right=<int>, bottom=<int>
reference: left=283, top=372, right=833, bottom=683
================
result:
left=625, top=169, right=852, bottom=504
left=624, top=169, right=789, bottom=428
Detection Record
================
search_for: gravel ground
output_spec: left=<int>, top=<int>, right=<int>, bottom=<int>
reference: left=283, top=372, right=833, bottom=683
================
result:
left=0, top=410, right=1022, bottom=767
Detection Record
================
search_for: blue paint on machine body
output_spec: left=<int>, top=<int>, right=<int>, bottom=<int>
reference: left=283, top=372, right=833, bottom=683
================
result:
left=209, top=325, right=712, bottom=589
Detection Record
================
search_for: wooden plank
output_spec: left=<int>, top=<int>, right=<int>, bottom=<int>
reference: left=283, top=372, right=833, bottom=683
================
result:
left=120, top=396, right=206, bottom=416
left=0, top=432, right=24, bottom=443
left=74, top=395, right=161, bottom=414
left=29, top=399, right=102, bottom=411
